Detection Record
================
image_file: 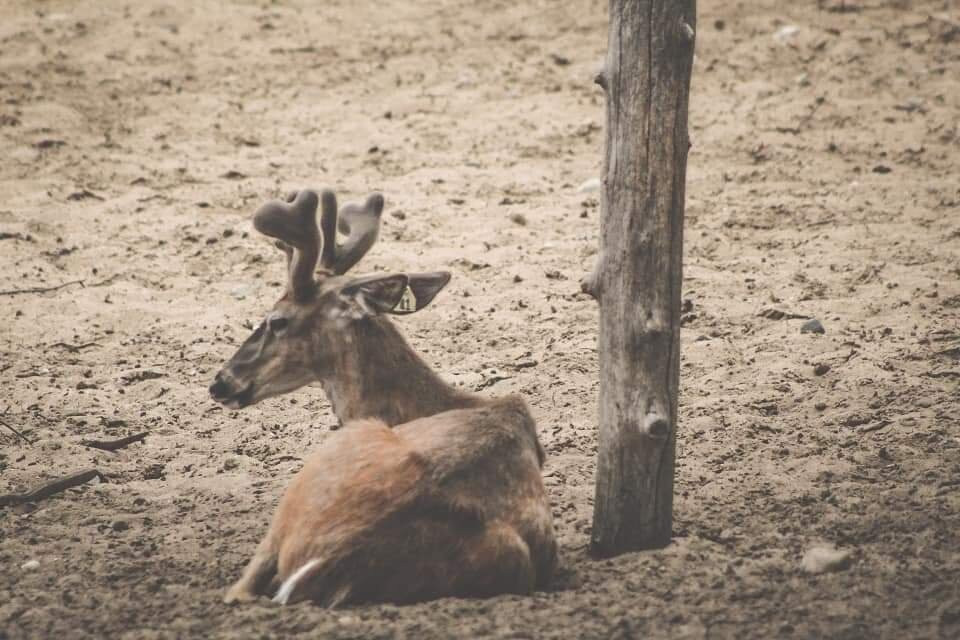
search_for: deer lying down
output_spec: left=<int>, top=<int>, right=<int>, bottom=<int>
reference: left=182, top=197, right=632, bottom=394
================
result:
left=210, top=188, right=557, bottom=606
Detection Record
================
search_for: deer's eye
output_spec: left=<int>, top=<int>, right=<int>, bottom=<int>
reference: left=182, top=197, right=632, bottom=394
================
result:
left=268, top=316, right=290, bottom=334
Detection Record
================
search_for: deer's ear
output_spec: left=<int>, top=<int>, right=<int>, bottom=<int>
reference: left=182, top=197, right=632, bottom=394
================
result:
left=388, top=271, right=452, bottom=315
left=340, top=274, right=410, bottom=316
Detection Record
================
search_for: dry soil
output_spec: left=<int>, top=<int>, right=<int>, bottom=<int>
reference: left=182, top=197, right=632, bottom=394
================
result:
left=1, top=0, right=958, bottom=638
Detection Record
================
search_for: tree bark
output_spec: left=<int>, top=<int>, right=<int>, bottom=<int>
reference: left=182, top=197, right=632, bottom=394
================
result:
left=585, top=0, right=696, bottom=556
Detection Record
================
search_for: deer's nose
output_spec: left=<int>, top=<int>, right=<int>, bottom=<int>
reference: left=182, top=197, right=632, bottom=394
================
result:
left=209, top=374, right=229, bottom=399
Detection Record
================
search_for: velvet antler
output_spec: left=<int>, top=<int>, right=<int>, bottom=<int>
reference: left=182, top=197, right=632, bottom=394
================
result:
left=253, top=189, right=337, bottom=301
left=327, top=193, right=384, bottom=275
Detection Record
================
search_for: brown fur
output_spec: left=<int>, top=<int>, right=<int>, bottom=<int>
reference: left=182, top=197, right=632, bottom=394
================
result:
left=320, top=315, right=484, bottom=425
left=224, top=394, right=556, bottom=606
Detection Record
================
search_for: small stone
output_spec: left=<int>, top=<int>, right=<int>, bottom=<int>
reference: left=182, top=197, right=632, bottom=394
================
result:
left=801, top=318, right=825, bottom=334
left=814, top=402, right=827, bottom=411
left=576, top=177, right=601, bottom=193
left=230, top=284, right=254, bottom=301
left=21, top=559, right=40, bottom=571
left=773, top=25, right=800, bottom=43
left=813, top=363, right=831, bottom=376
left=508, top=213, right=527, bottom=226
left=801, top=545, right=851, bottom=574
left=895, top=97, right=925, bottom=113
left=112, top=520, right=130, bottom=532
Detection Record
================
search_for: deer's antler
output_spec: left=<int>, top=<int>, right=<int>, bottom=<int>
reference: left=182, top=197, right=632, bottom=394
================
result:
left=327, top=193, right=383, bottom=275
left=253, top=189, right=337, bottom=301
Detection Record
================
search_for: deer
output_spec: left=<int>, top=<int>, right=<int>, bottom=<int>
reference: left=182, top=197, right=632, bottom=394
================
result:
left=209, top=188, right=557, bottom=606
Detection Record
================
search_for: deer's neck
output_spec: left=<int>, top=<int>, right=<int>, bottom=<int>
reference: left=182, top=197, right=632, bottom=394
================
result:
left=320, top=317, right=480, bottom=426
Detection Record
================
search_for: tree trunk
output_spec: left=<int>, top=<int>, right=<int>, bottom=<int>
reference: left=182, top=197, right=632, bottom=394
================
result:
left=583, top=0, right=696, bottom=556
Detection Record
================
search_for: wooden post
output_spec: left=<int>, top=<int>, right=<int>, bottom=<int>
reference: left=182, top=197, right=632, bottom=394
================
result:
left=582, top=0, right=696, bottom=556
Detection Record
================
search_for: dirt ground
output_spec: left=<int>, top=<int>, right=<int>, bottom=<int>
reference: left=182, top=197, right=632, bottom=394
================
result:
left=1, top=0, right=958, bottom=637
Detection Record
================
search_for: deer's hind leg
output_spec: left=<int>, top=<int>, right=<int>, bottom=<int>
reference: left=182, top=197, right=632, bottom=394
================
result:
left=459, top=521, right=536, bottom=598
left=224, top=538, right=279, bottom=604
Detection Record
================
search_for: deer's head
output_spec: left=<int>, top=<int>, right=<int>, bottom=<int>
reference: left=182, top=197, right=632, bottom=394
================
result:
left=209, top=188, right=450, bottom=409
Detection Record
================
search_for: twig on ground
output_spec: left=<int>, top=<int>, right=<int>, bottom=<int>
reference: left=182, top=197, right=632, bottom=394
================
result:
left=0, top=417, right=33, bottom=444
left=81, top=431, right=148, bottom=452
left=0, top=469, right=104, bottom=507
left=86, top=274, right=121, bottom=288
left=0, top=280, right=85, bottom=297
left=0, top=273, right=119, bottom=297
left=858, top=419, right=891, bottom=434
left=49, top=342, right=101, bottom=353
left=757, top=308, right=810, bottom=320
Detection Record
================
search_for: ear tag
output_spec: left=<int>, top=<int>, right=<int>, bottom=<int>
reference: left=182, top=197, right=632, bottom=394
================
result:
left=392, top=285, right=418, bottom=315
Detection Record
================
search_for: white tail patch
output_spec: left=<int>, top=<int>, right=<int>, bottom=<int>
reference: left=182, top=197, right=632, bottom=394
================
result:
left=272, top=558, right=322, bottom=605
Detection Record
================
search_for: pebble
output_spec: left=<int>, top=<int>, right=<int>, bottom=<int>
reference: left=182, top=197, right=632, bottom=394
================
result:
left=576, top=177, right=601, bottom=193
left=813, top=363, right=831, bottom=376
left=21, top=559, right=40, bottom=571
left=773, top=25, right=800, bottom=43
left=230, top=284, right=254, bottom=300
left=113, top=520, right=130, bottom=532
left=801, top=545, right=852, bottom=574
left=801, top=318, right=825, bottom=334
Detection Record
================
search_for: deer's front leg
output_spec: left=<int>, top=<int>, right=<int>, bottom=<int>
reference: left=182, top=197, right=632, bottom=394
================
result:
left=224, top=541, right=278, bottom=604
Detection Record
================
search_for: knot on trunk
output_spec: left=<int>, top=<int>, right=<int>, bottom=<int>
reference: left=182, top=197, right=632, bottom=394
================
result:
left=593, top=68, right=609, bottom=92
left=642, top=413, right=671, bottom=440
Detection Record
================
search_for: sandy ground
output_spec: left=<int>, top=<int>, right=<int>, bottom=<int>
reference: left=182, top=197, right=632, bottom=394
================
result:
left=1, top=0, right=958, bottom=638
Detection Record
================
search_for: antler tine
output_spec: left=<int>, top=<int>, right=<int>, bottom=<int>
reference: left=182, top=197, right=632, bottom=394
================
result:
left=253, top=190, right=321, bottom=301
left=333, top=193, right=384, bottom=275
left=273, top=191, right=300, bottom=272
left=319, top=189, right=338, bottom=272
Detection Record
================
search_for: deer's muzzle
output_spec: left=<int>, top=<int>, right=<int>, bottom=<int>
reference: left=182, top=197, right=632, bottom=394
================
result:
left=209, top=372, right=254, bottom=409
